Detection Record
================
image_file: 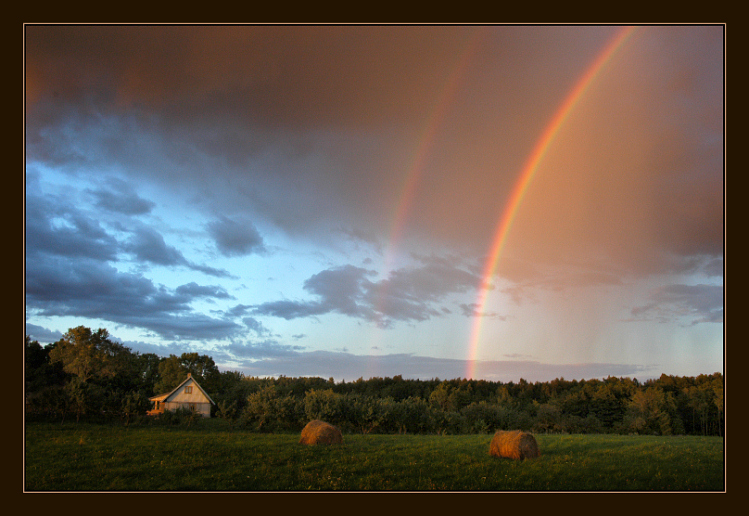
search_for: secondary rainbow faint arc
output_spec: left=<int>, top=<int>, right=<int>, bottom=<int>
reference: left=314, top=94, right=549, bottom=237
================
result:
left=465, top=26, right=639, bottom=380
left=382, top=29, right=486, bottom=275
left=367, top=30, right=485, bottom=377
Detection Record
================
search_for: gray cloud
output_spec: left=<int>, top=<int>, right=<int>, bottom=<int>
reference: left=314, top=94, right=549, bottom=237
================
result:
left=207, top=216, right=266, bottom=257
left=122, top=340, right=194, bottom=357
left=250, top=266, right=379, bottom=322
left=24, top=26, right=723, bottom=382
left=25, top=25, right=723, bottom=276
left=242, top=317, right=273, bottom=337
left=303, top=265, right=378, bottom=317
left=627, top=283, right=723, bottom=326
left=24, top=323, right=63, bottom=343
left=122, top=314, right=241, bottom=341
left=459, top=303, right=504, bottom=319
left=225, top=304, right=253, bottom=317
left=252, top=299, right=331, bottom=321
left=25, top=25, right=484, bottom=131
left=88, top=178, right=156, bottom=215
left=123, top=225, right=234, bottom=278
left=186, top=262, right=236, bottom=279
left=223, top=339, right=305, bottom=359
left=175, top=282, right=233, bottom=300
left=25, top=254, right=241, bottom=340
left=125, top=226, right=187, bottom=266
left=252, top=256, right=483, bottom=327
left=228, top=349, right=653, bottom=383
left=380, top=253, right=481, bottom=303
left=27, top=179, right=234, bottom=288
left=702, top=257, right=724, bottom=277
left=26, top=190, right=119, bottom=262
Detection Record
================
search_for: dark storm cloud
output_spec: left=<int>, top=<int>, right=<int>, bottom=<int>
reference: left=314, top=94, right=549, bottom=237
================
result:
left=627, top=283, right=723, bottom=326
left=26, top=190, right=119, bottom=262
left=22, top=25, right=575, bottom=253
left=25, top=251, right=242, bottom=340
left=25, top=25, right=723, bottom=279
left=25, top=25, right=723, bottom=379
left=27, top=176, right=233, bottom=279
left=207, top=216, right=266, bottom=257
left=25, top=25, right=481, bottom=129
left=253, top=256, right=483, bottom=326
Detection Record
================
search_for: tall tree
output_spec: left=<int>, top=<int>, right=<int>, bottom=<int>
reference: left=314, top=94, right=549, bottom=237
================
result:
left=153, top=352, right=220, bottom=394
left=49, top=326, right=131, bottom=383
left=135, top=353, right=163, bottom=396
left=44, top=326, right=143, bottom=420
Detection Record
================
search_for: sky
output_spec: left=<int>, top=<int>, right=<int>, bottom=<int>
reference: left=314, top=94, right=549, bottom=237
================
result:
left=24, top=24, right=724, bottom=384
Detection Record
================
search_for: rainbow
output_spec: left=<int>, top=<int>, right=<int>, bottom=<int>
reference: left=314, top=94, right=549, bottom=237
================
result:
left=465, top=26, right=638, bottom=380
left=367, top=30, right=485, bottom=378
left=382, top=29, right=486, bottom=274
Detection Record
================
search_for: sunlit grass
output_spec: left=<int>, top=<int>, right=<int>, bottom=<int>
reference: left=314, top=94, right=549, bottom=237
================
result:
left=25, top=421, right=724, bottom=491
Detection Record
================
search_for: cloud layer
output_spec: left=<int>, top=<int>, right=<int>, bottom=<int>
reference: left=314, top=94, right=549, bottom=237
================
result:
left=25, top=25, right=724, bottom=381
left=26, top=25, right=723, bottom=268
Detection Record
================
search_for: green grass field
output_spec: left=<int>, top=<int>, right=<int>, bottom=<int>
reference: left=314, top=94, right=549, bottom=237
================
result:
left=24, top=420, right=724, bottom=491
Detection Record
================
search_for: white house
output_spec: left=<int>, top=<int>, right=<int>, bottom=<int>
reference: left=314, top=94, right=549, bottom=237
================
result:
left=148, top=373, right=216, bottom=418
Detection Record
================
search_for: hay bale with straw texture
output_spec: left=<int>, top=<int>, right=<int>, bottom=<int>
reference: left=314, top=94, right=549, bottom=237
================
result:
left=299, top=419, right=343, bottom=445
left=489, top=430, right=540, bottom=460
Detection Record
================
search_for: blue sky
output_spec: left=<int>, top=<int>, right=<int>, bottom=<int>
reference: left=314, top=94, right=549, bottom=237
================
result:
left=25, top=24, right=724, bottom=383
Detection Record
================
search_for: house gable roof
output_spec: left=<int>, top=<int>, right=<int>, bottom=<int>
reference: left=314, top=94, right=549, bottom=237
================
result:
left=149, top=373, right=216, bottom=405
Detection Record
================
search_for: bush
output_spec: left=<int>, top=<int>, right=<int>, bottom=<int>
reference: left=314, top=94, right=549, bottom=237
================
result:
left=391, top=396, right=437, bottom=434
left=304, top=388, right=344, bottom=425
left=340, top=394, right=392, bottom=434
left=240, top=385, right=303, bottom=432
left=120, top=391, right=150, bottom=426
left=154, top=407, right=201, bottom=426
left=216, top=400, right=239, bottom=422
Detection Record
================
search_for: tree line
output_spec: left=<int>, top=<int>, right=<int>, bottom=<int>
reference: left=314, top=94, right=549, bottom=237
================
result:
left=25, top=326, right=724, bottom=436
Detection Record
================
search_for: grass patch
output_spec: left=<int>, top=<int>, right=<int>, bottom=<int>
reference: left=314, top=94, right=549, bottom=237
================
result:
left=25, top=421, right=724, bottom=491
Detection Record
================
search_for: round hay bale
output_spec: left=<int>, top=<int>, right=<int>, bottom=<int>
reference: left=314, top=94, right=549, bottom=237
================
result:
left=299, top=419, right=343, bottom=445
left=489, top=430, right=540, bottom=460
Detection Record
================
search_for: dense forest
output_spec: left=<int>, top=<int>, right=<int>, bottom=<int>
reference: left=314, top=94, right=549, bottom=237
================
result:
left=25, top=326, right=724, bottom=436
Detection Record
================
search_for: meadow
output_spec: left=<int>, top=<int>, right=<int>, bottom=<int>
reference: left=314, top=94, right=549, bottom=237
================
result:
left=24, top=420, right=724, bottom=491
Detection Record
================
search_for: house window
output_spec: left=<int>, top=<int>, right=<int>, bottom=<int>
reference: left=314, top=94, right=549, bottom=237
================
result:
left=185, top=386, right=193, bottom=393
left=189, top=404, right=196, bottom=411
